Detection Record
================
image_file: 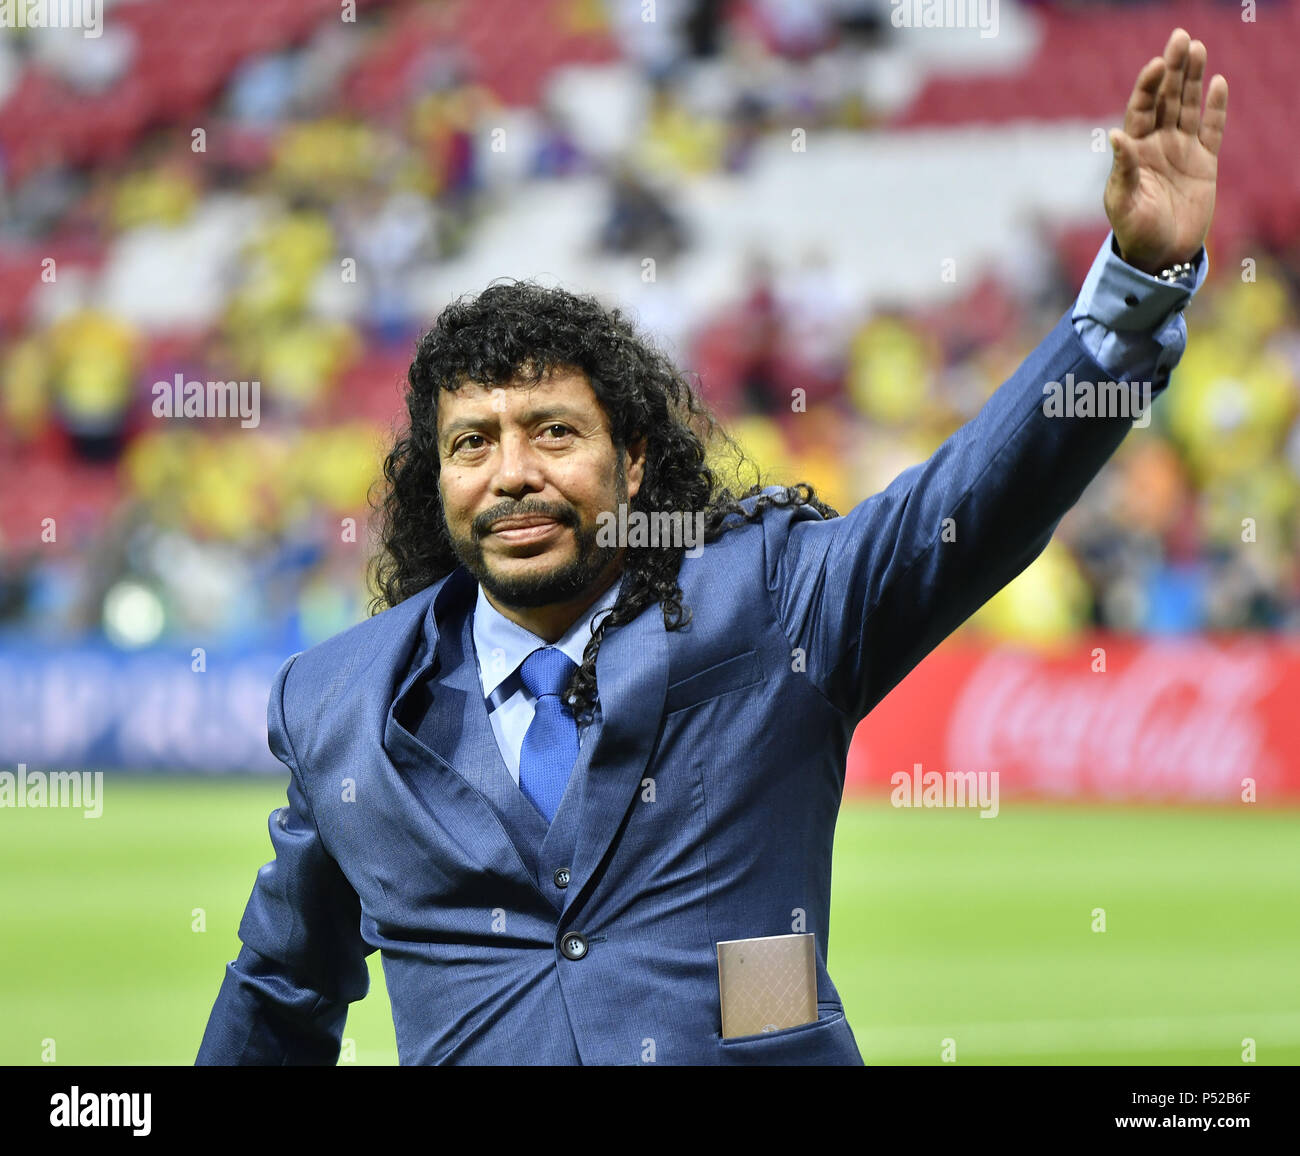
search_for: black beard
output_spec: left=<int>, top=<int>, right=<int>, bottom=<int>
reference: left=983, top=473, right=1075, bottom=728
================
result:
left=462, top=517, right=620, bottom=609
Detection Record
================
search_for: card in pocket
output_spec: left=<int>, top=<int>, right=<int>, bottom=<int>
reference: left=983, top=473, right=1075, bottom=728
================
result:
left=716, top=932, right=817, bottom=1039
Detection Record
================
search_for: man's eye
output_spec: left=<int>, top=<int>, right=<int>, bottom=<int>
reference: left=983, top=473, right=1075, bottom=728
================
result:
left=543, top=424, right=571, bottom=438
left=456, top=435, right=485, bottom=451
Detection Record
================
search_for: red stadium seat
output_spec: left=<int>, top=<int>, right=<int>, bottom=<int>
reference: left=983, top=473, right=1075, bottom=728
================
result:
left=892, top=1, right=1300, bottom=248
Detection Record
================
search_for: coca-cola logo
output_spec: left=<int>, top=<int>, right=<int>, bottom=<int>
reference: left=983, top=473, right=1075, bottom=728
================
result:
left=946, top=644, right=1281, bottom=801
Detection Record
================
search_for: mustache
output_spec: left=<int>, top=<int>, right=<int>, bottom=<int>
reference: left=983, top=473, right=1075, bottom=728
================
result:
left=473, top=501, right=579, bottom=538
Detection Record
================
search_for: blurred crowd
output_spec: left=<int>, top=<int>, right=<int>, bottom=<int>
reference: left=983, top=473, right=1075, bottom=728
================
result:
left=0, top=0, right=1296, bottom=653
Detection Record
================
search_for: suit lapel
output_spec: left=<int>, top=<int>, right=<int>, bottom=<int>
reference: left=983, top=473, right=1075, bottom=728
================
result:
left=427, top=607, right=550, bottom=870
left=564, top=596, right=668, bottom=910
left=384, top=568, right=550, bottom=897
left=381, top=565, right=671, bottom=914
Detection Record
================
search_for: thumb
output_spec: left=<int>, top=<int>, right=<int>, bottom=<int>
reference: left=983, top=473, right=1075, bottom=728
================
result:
left=1109, top=128, right=1140, bottom=191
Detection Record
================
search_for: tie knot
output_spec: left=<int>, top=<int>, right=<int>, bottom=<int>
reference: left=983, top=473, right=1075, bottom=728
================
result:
left=520, top=647, right=577, bottom=702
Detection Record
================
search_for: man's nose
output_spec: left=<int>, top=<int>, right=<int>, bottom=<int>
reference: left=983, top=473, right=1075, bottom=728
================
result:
left=492, top=430, right=545, bottom=495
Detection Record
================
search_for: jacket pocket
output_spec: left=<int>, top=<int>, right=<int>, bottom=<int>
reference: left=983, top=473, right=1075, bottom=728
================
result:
left=715, top=1001, right=863, bottom=1066
left=664, top=650, right=763, bottom=715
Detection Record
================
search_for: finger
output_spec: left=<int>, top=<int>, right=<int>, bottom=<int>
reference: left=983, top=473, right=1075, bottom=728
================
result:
left=1179, top=39, right=1206, bottom=135
left=1156, top=27, right=1190, bottom=130
left=1109, top=128, right=1141, bottom=193
left=1124, top=57, right=1165, bottom=138
left=1199, top=74, right=1229, bottom=156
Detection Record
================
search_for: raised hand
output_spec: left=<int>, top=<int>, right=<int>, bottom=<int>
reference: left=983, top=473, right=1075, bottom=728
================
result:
left=1105, top=27, right=1228, bottom=275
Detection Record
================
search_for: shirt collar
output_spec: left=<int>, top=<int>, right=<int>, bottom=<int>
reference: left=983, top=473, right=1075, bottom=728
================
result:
left=472, top=572, right=623, bottom=699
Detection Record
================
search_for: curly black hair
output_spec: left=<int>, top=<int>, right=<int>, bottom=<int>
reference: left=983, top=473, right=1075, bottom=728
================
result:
left=368, top=279, right=839, bottom=724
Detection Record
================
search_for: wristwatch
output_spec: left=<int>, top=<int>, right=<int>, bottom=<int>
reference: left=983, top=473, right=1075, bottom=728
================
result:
left=1113, top=235, right=1202, bottom=286
left=1156, top=260, right=1197, bottom=285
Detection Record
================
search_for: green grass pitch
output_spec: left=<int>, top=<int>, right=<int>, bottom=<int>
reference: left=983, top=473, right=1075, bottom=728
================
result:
left=2, top=777, right=1297, bottom=1065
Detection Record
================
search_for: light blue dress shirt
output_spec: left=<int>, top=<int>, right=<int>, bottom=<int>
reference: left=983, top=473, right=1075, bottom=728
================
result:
left=472, top=573, right=622, bottom=785
left=470, top=232, right=1207, bottom=786
left=1072, top=230, right=1208, bottom=383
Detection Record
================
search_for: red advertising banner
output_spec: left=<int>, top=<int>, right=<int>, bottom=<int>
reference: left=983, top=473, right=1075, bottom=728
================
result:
left=847, top=637, right=1300, bottom=804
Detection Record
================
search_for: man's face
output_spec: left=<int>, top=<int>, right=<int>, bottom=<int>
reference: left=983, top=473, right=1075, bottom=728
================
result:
left=436, top=369, right=645, bottom=609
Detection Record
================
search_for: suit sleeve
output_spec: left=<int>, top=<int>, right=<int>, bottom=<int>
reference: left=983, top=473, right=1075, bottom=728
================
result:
left=196, top=654, right=372, bottom=1065
left=763, top=306, right=1160, bottom=725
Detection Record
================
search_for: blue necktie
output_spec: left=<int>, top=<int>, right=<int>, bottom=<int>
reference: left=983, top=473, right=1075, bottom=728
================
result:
left=518, top=647, right=580, bottom=824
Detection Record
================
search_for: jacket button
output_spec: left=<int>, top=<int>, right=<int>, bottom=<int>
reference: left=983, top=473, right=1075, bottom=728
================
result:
left=553, top=866, right=570, bottom=889
left=560, top=932, right=588, bottom=960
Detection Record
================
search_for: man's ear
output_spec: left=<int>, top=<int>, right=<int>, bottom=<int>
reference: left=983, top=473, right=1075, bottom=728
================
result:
left=624, top=434, right=648, bottom=500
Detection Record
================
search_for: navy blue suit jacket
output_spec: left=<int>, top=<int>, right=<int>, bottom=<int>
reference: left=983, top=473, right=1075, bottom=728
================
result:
left=197, top=308, right=1155, bottom=1065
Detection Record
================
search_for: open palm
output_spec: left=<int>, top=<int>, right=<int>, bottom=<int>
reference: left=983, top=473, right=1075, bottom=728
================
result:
left=1105, top=28, right=1229, bottom=275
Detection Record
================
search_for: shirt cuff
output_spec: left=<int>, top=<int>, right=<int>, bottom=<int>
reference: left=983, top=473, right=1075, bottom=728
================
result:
left=1070, top=230, right=1209, bottom=387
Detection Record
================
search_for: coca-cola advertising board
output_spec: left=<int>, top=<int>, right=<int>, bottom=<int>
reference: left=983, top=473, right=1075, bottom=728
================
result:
left=847, top=637, right=1300, bottom=803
